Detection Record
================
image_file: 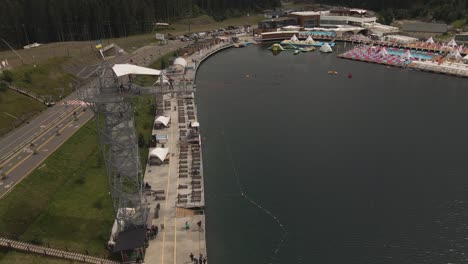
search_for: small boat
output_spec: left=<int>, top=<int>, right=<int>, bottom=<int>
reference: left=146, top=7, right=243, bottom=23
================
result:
left=294, top=50, right=300, bottom=55
left=327, top=71, right=338, bottom=75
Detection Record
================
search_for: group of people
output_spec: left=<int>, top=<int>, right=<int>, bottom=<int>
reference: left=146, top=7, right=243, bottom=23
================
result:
left=148, top=225, right=159, bottom=239
left=190, top=253, right=207, bottom=264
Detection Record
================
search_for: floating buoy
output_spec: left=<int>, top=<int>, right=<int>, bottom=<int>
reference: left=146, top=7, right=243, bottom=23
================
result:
left=245, top=74, right=250, bottom=78
left=328, top=71, right=338, bottom=75
left=348, top=73, right=353, bottom=79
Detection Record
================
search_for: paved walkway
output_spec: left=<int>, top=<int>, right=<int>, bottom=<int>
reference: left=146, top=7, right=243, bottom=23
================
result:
left=143, top=41, right=238, bottom=264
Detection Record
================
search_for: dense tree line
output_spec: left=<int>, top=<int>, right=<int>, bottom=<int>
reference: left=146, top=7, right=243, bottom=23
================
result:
left=318, top=0, right=468, bottom=25
left=0, top=0, right=279, bottom=48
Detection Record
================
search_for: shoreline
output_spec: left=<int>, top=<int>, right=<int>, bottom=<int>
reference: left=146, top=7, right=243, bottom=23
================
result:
left=144, top=40, right=234, bottom=264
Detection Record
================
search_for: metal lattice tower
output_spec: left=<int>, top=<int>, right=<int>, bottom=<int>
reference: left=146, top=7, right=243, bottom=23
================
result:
left=78, top=64, right=147, bottom=233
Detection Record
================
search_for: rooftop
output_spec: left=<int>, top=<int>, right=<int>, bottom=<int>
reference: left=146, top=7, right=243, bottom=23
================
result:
left=290, top=11, right=330, bottom=16
left=402, top=22, right=448, bottom=33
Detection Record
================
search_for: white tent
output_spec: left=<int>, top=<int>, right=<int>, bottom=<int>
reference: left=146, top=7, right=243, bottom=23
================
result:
left=463, top=54, right=468, bottom=62
left=319, top=43, right=333, bottom=53
left=447, top=39, right=458, bottom=47
left=190, top=121, right=200, bottom=128
left=173, top=57, right=187, bottom=70
left=378, top=47, right=389, bottom=57
left=403, top=50, right=413, bottom=60
left=154, top=74, right=170, bottom=85
left=112, top=64, right=161, bottom=77
left=290, top=34, right=299, bottom=42
left=305, top=35, right=315, bottom=44
left=150, top=148, right=169, bottom=162
left=426, top=37, right=434, bottom=44
left=451, top=49, right=462, bottom=60
left=155, top=116, right=171, bottom=127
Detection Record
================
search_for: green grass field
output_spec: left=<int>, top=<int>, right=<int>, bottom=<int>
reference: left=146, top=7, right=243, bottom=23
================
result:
left=10, top=57, right=75, bottom=99
left=0, top=89, right=46, bottom=136
left=0, top=96, right=156, bottom=263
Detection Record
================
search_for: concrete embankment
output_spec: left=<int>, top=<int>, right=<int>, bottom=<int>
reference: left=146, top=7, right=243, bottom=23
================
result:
left=144, top=40, right=234, bottom=264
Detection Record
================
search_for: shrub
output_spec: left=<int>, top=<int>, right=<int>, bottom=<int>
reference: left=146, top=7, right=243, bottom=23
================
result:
left=1, top=70, right=13, bottom=83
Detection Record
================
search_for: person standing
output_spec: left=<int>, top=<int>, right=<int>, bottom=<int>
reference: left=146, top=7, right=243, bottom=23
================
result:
left=185, top=221, right=190, bottom=230
left=190, top=253, right=194, bottom=262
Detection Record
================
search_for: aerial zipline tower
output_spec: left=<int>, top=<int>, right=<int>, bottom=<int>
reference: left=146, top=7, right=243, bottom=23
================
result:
left=79, top=64, right=147, bottom=233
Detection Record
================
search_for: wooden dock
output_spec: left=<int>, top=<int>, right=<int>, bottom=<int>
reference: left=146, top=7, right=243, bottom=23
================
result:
left=0, top=237, right=120, bottom=264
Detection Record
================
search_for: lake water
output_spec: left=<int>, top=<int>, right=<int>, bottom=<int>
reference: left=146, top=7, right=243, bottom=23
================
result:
left=196, top=44, right=468, bottom=264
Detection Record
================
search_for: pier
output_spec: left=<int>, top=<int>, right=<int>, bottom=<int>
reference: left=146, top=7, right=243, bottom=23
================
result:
left=144, top=40, right=233, bottom=264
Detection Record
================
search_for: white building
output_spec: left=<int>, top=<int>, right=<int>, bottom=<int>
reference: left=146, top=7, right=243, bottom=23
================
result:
left=319, top=9, right=377, bottom=27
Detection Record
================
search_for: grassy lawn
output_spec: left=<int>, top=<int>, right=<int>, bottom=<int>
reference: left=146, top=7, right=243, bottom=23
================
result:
left=9, top=57, right=75, bottom=99
left=0, top=89, right=46, bottom=136
left=133, top=95, right=157, bottom=171
left=0, top=120, right=113, bottom=258
left=452, top=18, right=467, bottom=28
left=0, top=96, right=155, bottom=263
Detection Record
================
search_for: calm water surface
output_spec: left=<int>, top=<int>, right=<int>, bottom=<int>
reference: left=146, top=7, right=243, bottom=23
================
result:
left=196, top=44, right=468, bottom=264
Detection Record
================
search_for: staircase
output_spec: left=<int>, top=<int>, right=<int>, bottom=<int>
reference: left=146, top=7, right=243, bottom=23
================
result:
left=0, top=237, right=120, bottom=264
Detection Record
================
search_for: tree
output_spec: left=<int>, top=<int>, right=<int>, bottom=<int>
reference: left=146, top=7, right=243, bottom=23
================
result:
left=1, top=70, right=14, bottom=83
left=138, top=133, right=145, bottom=148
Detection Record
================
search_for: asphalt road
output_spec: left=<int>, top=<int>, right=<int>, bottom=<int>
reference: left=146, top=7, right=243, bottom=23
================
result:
left=0, top=39, right=191, bottom=199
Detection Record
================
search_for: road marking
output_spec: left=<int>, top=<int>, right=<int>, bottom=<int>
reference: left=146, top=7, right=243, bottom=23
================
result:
left=0, top=104, right=82, bottom=158
left=0, top=107, right=81, bottom=169
left=3, top=111, right=87, bottom=177
left=174, top=217, right=177, bottom=264
left=0, top=112, right=92, bottom=200
left=162, top=217, right=166, bottom=264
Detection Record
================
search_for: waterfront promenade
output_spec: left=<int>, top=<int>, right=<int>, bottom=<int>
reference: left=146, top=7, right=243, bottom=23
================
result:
left=144, top=40, right=233, bottom=264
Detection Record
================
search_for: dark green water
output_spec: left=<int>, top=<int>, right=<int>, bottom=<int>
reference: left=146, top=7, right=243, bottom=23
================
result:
left=196, top=44, right=468, bottom=264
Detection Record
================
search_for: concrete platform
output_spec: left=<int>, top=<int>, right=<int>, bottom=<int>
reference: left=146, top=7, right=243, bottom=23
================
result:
left=144, top=95, right=206, bottom=264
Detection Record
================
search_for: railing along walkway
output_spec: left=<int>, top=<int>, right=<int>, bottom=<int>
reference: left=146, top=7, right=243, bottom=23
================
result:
left=0, top=237, right=120, bottom=264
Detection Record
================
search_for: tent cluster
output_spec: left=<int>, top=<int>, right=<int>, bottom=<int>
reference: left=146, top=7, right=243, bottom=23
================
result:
left=340, top=45, right=416, bottom=67
left=411, top=37, right=468, bottom=54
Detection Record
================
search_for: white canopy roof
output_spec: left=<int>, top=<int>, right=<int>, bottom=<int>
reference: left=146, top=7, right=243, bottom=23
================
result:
left=447, top=39, right=458, bottom=47
left=404, top=50, right=413, bottom=60
left=319, top=43, right=333, bottom=53
left=150, top=148, right=169, bottom=161
left=451, top=49, right=462, bottom=59
left=305, top=35, right=315, bottom=43
left=155, top=74, right=170, bottom=85
left=190, top=121, right=200, bottom=128
left=173, top=57, right=187, bottom=68
left=378, top=47, right=389, bottom=57
left=112, top=64, right=161, bottom=77
left=155, top=116, right=170, bottom=127
left=290, top=34, right=299, bottom=42
left=426, top=37, right=434, bottom=44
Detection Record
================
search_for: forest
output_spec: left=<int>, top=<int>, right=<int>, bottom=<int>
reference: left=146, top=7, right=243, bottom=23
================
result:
left=0, top=0, right=466, bottom=48
left=317, top=0, right=468, bottom=25
left=0, top=0, right=280, bottom=47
